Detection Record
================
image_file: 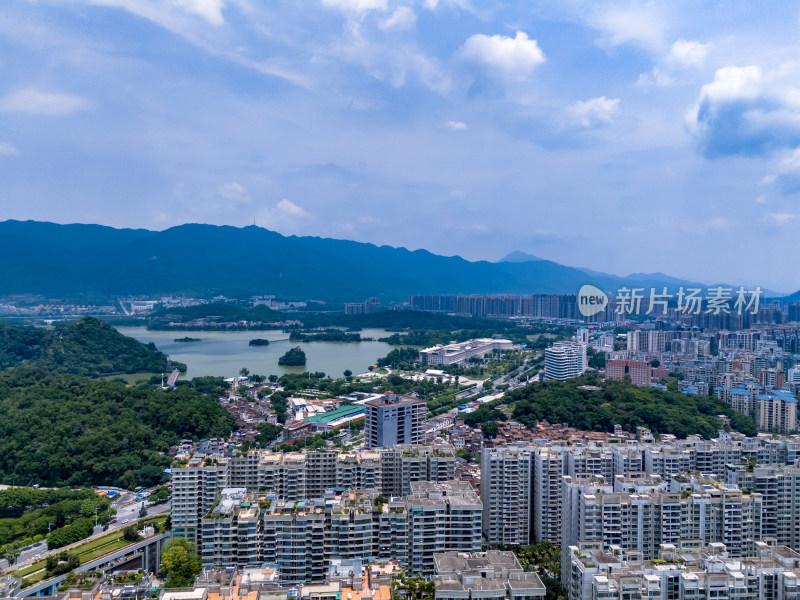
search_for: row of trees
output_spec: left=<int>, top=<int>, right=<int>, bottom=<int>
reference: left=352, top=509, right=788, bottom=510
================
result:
left=0, top=490, right=114, bottom=552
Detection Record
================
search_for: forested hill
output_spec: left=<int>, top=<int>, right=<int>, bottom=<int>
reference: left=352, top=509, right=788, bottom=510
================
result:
left=0, top=368, right=235, bottom=488
left=0, top=317, right=183, bottom=377
left=503, top=375, right=757, bottom=439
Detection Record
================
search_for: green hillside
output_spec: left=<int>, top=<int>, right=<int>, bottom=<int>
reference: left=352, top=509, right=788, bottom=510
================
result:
left=0, top=368, right=234, bottom=488
left=0, top=317, right=184, bottom=376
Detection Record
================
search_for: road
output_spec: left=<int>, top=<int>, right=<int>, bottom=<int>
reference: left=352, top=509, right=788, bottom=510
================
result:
left=1, top=497, right=170, bottom=573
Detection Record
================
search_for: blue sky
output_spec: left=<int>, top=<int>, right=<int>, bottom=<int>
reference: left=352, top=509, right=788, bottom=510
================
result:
left=1, top=1, right=800, bottom=291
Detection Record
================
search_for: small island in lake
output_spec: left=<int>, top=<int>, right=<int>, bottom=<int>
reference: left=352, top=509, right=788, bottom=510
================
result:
left=174, top=337, right=202, bottom=342
left=249, top=338, right=270, bottom=346
left=289, top=329, right=366, bottom=343
left=278, top=346, right=306, bottom=366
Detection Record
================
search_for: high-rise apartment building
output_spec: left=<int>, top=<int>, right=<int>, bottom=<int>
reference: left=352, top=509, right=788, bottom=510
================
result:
left=172, top=446, right=456, bottom=544
left=481, top=446, right=533, bottom=546
left=199, top=481, right=481, bottom=582
left=543, top=342, right=587, bottom=381
left=364, top=393, right=426, bottom=448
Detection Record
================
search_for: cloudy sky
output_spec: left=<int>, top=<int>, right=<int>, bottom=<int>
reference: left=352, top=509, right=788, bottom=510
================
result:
left=1, top=1, right=799, bottom=291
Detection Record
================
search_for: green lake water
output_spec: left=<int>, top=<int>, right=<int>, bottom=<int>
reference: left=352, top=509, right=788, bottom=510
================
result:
left=115, top=327, right=395, bottom=379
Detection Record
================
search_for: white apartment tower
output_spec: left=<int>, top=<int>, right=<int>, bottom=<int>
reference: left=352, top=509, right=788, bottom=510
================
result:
left=544, top=342, right=587, bottom=381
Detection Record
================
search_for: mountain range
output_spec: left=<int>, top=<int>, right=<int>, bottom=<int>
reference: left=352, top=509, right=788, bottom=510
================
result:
left=0, top=220, right=788, bottom=304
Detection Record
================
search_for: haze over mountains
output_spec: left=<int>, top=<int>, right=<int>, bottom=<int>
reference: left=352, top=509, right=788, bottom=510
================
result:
left=0, top=220, right=783, bottom=303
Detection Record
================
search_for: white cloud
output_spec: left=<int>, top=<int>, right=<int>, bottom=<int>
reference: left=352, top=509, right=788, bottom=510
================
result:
left=766, top=212, right=795, bottom=224
left=444, top=120, right=467, bottom=130
left=321, top=0, right=387, bottom=13
left=276, top=198, right=309, bottom=217
left=217, top=182, right=251, bottom=206
left=90, top=0, right=225, bottom=26
left=755, top=195, right=768, bottom=204
left=666, top=39, right=711, bottom=68
left=256, top=199, right=311, bottom=232
left=638, top=39, right=711, bottom=87
left=0, top=142, right=19, bottom=157
left=686, top=64, right=800, bottom=157
left=567, top=96, right=620, bottom=127
left=0, top=88, right=92, bottom=116
left=458, top=31, right=545, bottom=80
left=636, top=67, right=673, bottom=88
left=708, top=217, right=729, bottom=230
left=329, top=20, right=451, bottom=93
left=588, top=4, right=670, bottom=52
left=380, top=6, right=416, bottom=30
left=171, top=0, right=224, bottom=25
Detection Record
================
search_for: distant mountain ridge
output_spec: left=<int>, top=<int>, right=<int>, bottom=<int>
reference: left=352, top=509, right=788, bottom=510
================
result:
left=0, top=220, right=790, bottom=302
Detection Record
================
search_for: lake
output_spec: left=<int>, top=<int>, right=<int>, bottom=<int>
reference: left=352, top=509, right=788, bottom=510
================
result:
left=115, top=327, right=396, bottom=379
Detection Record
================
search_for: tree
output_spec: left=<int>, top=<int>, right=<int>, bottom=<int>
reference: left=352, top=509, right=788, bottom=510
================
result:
left=2, top=542, right=21, bottom=565
left=161, top=538, right=202, bottom=588
left=45, top=552, right=79, bottom=576
left=392, top=572, right=435, bottom=600
left=480, top=421, right=499, bottom=438
left=139, top=505, right=148, bottom=518
left=278, top=347, right=306, bottom=366
left=268, top=374, right=278, bottom=383
left=123, top=525, right=141, bottom=543
left=343, top=370, right=352, bottom=378
left=239, top=367, right=250, bottom=378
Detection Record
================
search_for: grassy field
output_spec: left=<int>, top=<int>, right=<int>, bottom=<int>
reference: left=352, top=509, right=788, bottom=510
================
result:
left=15, top=515, right=168, bottom=587
left=99, top=372, right=160, bottom=385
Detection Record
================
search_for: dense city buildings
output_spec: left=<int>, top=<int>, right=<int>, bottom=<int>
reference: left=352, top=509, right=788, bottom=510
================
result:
left=171, top=446, right=457, bottom=546
left=199, top=481, right=482, bottom=580
left=563, top=543, right=800, bottom=600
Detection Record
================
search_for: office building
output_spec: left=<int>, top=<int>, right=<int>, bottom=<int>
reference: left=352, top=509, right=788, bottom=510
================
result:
left=419, top=338, right=515, bottom=366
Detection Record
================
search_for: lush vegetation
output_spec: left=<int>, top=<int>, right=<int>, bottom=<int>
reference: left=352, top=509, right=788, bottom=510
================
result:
left=0, top=368, right=235, bottom=488
left=289, top=329, right=366, bottom=342
left=173, top=337, right=201, bottom=343
left=0, top=488, right=114, bottom=562
left=160, top=538, right=202, bottom=588
left=248, top=338, right=270, bottom=346
left=376, top=347, right=419, bottom=369
left=45, top=551, right=80, bottom=577
left=278, top=346, right=306, bottom=366
left=504, top=375, right=757, bottom=439
left=47, top=517, right=94, bottom=549
left=0, top=317, right=184, bottom=376
left=494, top=542, right=563, bottom=600
left=392, top=572, right=435, bottom=600
left=149, top=303, right=286, bottom=329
